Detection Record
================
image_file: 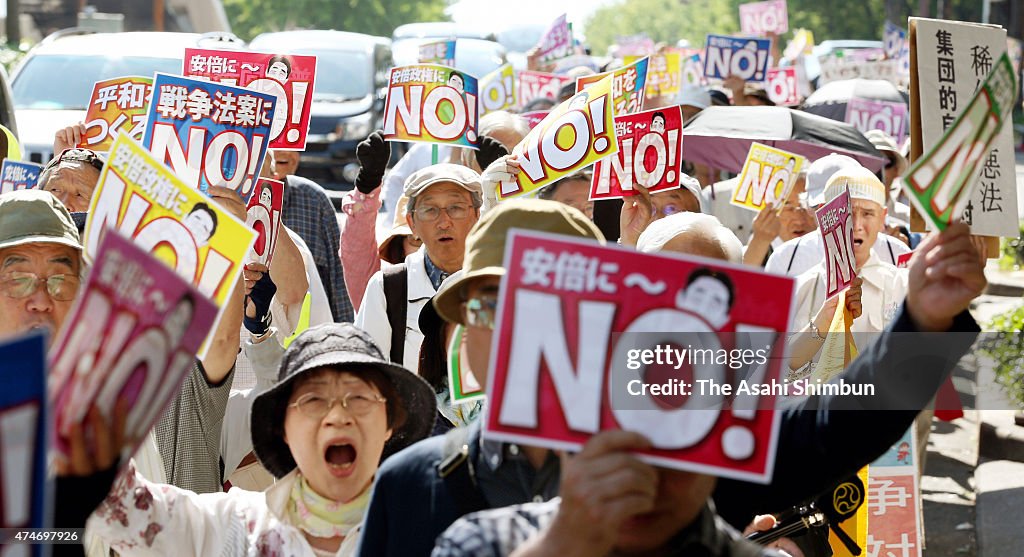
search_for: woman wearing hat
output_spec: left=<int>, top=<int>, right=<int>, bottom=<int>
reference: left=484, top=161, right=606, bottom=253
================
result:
left=66, top=323, right=436, bottom=557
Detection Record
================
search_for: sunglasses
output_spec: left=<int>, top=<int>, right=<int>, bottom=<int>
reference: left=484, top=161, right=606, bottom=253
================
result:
left=462, top=294, right=498, bottom=329
left=43, top=148, right=104, bottom=173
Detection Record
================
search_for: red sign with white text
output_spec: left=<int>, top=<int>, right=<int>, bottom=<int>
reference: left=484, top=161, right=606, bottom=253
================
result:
left=518, top=71, right=572, bottom=107
left=591, top=106, right=683, bottom=200
left=766, top=67, right=799, bottom=106
left=816, top=190, right=856, bottom=299
left=245, top=178, right=284, bottom=266
left=485, top=231, right=793, bottom=482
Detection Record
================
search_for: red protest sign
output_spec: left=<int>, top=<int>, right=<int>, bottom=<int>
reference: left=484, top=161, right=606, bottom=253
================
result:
left=895, top=251, right=912, bottom=269
left=765, top=67, right=799, bottom=106
left=591, top=106, right=683, bottom=200
left=816, top=190, right=856, bottom=299
left=246, top=178, right=284, bottom=266
left=184, top=48, right=317, bottom=150
left=485, top=231, right=793, bottom=482
left=518, top=71, right=571, bottom=107
left=521, top=110, right=550, bottom=129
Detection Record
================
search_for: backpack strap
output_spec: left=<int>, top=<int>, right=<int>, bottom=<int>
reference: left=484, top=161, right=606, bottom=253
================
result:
left=437, top=427, right=489, bottom=517
left=382, top=264, right=408, bottom=365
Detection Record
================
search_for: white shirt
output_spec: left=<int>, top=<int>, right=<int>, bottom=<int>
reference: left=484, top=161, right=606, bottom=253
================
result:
left=766, top=230, right=911, bottom=277
left=703, top=177, right=756, bottom=244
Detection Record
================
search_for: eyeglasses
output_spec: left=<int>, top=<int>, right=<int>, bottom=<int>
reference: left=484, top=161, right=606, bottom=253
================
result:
left=412, top=203, right=472, bottom=222
left=43, top=148, right=104, bottom=173
left=288, top=391, right=386, bottom=420
left=462, top=294, right=498, bottom=329
left=0, top=272, right=80, bottom=302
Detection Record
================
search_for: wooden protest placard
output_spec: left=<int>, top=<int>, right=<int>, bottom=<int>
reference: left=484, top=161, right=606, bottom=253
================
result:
left=246, top=178, right=284, bottom=266
left=0, top=160, right=42, bottom=195
left=910, top=18, right=1019, bottom=238
left=498, top=76, right=617, bottom=200
left=518, top=71, right=571, bottom=107
left=485, top=230, right=795, bottom=482
left=765, top=67, right=799, bottom=106
left=447, top=325, right=483, bottom=404
left=845, top=98, right=907, bottom=144
left=79, top=76, right=153, bottom=152
left=591, top=106, right=683, bottom=200
left=905, top=49, right=1017, bottom=233
left=0, top=332, right=50, bottom=549
left=704, top=35, right=772, bottom=82
left=184, top=48, right=317, bottom=151
left=731, top=143, right=805, bottom=212
left=418, top=39, right=456, bottom=67
left=142, top=73, right=276, bottom=203
left=535, top=14, right=573, bottom=63
left=739, top=0, right=788, bottom=36
left=816, top=190, right=856, bottom=299
left=577, top=57, right=649, bottom=116
left=84, top=133, right=255, bottom=309
left=50, top=231, right=218, bottom=467
left=480, top=63, right=516, bottom=114
left=382, top=64, right=480, bottom=149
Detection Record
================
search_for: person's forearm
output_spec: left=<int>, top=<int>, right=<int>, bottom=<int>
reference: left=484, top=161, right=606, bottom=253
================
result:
left=787, top=326, right=824, bottom=371
left=743, top=237, right=771, bottom=267
left=341, top=189, right=383, bottom=311
left=268, top=227, right=308, bottom=306
left=201, top=276, right=243, bottom=385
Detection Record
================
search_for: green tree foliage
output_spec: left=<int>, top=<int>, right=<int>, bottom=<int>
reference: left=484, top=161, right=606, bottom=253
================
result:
left=224, top=0, right=449, bottom=41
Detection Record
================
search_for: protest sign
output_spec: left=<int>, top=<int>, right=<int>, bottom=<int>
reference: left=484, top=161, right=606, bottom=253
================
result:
left=84, top=133, right=255, bottom=309
left=896, top=251, right=913, bottom=269
left=382, top=64, right=480, bottom=149
left=246, top=178, right=284, bottom=266
left=480, top=63, right=516, bottom=114
left=816, top=190, right=856, bottom=299
left=866, top=428, right=922, bottom=557
left=0, top=160, right=42, bottom=195
left=731, top=143, right=805, bottom=212
left=576, top=56, right=649, bottom=115
left=615, top=34, right=655, bottom=57
left=765, top=67, right=799, bottom=106
left=485, top=230, right=793, bottom=482
left=591, top=106, right=683, bottom=200
left=704, top=35, right=771, bottom=82
left=910, top=19, right=1021, bottom=237
left=884, top=21, right=907, bottom=59
left=521, top=110, right=549, bottom=129
left=642, top=50, right=682, bottom=100
left=907, top=49, right=1016, bottom=233
left=518, top=71, right=572, bottom=107
left=50, top=231, right=218, bottom=465
left=535, top=14, right=572, bottom=63
left=418, top=39, right=456, bottom=67
left=739, top=0, right=789, bottom=36
left=783, top=28, right=814, bottom=61
left=184, top=48, right=317, bottom=151
left=447, top=325, right=484, bottom=404
left=79, top=76, right=153, bottom=152
left=681, top=53, right=707, bottom=88
left=818, top=55, right=903, bottom=87
left=498, top=76, right=617, bottom=200
left=142, top=73, right=275, bottom=203
left=0, top=332, right=49, bottom=548
left=845, top=98, right=907, bottom=144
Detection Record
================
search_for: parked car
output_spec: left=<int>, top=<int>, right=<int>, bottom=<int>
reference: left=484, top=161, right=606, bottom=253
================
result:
left=249, top=30, right=392, bottom=191
left=11, top=29, right=244, bottom=164
left=494, top=23, right=546, bottom=70
left=391, top=22, right=507, bottom=81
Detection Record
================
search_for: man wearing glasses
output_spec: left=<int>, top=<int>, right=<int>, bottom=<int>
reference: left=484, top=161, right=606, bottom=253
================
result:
left=355, top=163, right=483, bottom=374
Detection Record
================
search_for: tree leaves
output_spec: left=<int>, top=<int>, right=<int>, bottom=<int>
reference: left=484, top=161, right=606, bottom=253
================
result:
left=223, top=0, right=448, bottom=41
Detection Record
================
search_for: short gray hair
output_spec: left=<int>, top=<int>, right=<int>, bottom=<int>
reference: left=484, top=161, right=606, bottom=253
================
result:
left=636, top=212, right=743, bottom=263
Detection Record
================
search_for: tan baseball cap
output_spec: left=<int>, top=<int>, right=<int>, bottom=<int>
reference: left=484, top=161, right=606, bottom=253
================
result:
left=403, top=163, right=482, bottom=200
left=0, top=189, right=82, bottom=251
left=432, top=199, right=605, bottom=325
left=823, top=165, right=887, bottom=208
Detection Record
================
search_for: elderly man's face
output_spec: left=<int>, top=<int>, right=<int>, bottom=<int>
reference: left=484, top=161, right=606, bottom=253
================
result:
left=406, top=182, right=479, bottom=273
left=615, top=469, right=717, bottom=553
left=852, top=198, right=886, bottom=267
left=651, top=188, right=701, bottom=219
left=778, top=178, right=815, bottom=242
left=272, top=150, right=300, bottom=180
left=41, top=162, right=100, bottom=213
left=0, top=243, right=81, bottom=342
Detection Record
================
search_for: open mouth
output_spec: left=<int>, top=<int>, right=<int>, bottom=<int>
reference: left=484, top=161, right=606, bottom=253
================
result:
left=853, top=238, right=864, bottom=248
left=324, top=444, right=356, bottom=474
left=436, top=235, right=454, bottom=243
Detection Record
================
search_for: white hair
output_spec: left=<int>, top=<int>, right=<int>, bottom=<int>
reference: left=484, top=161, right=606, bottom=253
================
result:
left=636, top=212, right=743, bottom=264
left=479, top=110, right=531, bottom=138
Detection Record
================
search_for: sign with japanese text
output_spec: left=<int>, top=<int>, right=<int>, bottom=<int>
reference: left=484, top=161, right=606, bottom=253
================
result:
left=765, top=67, right=799, bottom=106
left=142, top=73, right=275, bottom=203
left=84, top=133, right=255, bottom=310
left=704, top=35, right=771, bottom=82
left=866, top=428, right=922, bottom=557
left=912, top=18, right=1020, bottom=237
left=845, top=98, right=908, bottom=144
left=246, top=178, right=284, bottom=266
left=485, top=231, right=793, bottom=482
left=521, top=110, right=549, bottom=129
left=418, top=39, right=456, bottom=67
left=576, top=56, right=649, bottom=116
left=480, top=63, right=516, bottom=114
left=909, top=36, right=1017, bottom=233
left=0, top=160, right=42, bottom=195
left=518, top=71, right=572, bottom=107
left=615, top=35, right=655, bottom=57
left=535, top=14, right=572, bottom=63
left=731, top=143, right=805, bottom=212
left=498, top=76, right=617, bottom=199
left=626, top=51, right=681, bottom=100
left=885, top=21, right=907, bottom=59
left=819, top=55, right=902, bottom=87
left=80, top=76, right=153, bottom=152
left=382, top=64, right=480, bottom=149
left=739, top=0, right=788, bottom=36
left=591, top=106, right=683, bottom=200
left=184, top=48, right=317, bottom=151
left=448, top=325, right=484, bottom=404
left=816, top=190, right=856, bottom=299
left=50, top=231, right=217, bottom=467
left=0, top=332, right=49, bottom=548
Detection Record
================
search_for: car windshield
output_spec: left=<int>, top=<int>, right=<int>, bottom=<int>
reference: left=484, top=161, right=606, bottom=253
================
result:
left=12, top=54, right=181, bottom=110
left=393, top=39, right=504, bottom=81
left=495, top=27, right=545, bottom=53
left=246, top=44, right=372, bottom=102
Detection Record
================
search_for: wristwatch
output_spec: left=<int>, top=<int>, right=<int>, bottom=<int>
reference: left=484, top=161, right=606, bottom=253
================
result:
left=809, top=321, right=826, bottom=342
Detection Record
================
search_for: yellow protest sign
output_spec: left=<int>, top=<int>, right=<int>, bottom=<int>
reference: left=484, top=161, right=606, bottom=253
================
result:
left=731, top=142, right=805, bottom=212
left=83, top=133, right=255, bottom=308
left=498, top=75, right=617, bottom=200
left=480, top=63, right=516, bottom=114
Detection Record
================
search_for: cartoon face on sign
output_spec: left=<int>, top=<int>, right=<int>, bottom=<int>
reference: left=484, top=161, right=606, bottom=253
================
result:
left=245, top=178, right=284, bottom=265
left=383, top=64, right=480, bottom=148
left=675, top=268, right=735, bottom=330
left=651, top=112, right=666, bottom=133
left=266, top=56, right=291, bottom=82
left=183, top=204, right=218, bottom=248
